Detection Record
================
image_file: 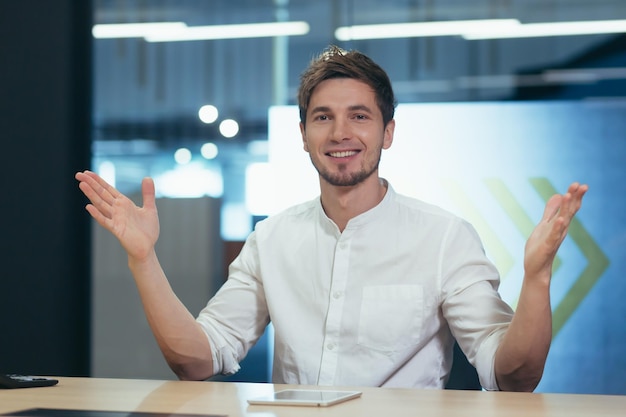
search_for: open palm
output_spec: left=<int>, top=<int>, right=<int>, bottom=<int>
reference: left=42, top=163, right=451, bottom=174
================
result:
left=76, top=170, right=160, bottom=262
left=524, top=182, right=588, bottom=280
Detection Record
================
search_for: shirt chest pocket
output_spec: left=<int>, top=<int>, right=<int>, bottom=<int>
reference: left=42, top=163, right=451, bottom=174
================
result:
left=357, top=285, right=424, bottom=352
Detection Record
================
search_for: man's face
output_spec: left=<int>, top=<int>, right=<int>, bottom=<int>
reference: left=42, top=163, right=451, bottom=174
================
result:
left=299, top=78, right=394, bottom=187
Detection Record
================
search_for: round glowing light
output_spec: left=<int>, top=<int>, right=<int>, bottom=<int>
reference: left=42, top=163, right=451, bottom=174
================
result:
left=198, top=105, right=219, bottom=124
left=201, top=142, right=219, bottom=159
left=174, top=147, right=192, bottom=164
left=219, top=119, right=239, bottom=138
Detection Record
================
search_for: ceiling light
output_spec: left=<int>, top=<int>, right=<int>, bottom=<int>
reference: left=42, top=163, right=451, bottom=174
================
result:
left=201, top=143, right=219, bottom=160
left=93, top=21, right=310, bottom=42
left=219, top=119, right=239, bottom=138
left=198, top=105, right=219, bottom=124
left=92, top=22, right=187, bottom=39
left=174, top=148, right=192, bottom=165
left=145, top=21, right=310, bottom=42
left=335, top=19, right=521, bottom=41
left=463, top=19, right=626, bottom=40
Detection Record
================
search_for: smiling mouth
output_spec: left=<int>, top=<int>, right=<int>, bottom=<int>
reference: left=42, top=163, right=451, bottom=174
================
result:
left=328, top=150, right=359, bottom=158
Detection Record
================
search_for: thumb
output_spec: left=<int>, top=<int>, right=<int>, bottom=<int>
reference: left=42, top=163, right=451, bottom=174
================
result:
left=141, top=177, right=156, bottom=209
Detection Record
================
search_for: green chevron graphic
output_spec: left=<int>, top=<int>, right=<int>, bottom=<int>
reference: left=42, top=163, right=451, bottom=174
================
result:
left=443, top=177, right=609, bottom=338
left=440, top=179, right=515, bottom=278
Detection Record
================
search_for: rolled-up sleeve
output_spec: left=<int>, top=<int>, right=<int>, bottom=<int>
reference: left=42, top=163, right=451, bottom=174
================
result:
left=195, top=231, right=270, bottom=376
left=440, top=219, right=514, bottom=391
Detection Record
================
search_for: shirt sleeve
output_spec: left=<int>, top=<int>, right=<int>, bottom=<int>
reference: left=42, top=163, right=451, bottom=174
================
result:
left=440, top=218, right=514, bottom=391
left=195, top=231, right=270, bottom=376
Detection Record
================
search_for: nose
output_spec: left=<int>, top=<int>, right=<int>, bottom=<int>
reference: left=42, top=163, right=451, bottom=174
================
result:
left=330, top=118, right=351, bottom=142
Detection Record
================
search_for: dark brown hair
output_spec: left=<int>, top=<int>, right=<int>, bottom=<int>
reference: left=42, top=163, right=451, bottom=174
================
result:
left=297, top=45, right=397, bottom=127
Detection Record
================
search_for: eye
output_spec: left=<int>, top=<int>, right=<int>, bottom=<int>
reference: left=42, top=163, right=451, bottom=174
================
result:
left=315, top=114, right=329, bottom=121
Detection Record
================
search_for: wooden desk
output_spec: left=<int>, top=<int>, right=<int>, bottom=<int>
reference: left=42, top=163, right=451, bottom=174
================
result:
left=1, top=377, right=625, bottom=417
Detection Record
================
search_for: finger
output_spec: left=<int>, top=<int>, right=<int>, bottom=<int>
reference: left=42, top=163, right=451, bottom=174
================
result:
left=78, top=181, right=113, bottom=219
left=76, top=171, right=124, bottom=219
left=562, top=182, right=588, bottom=219
left=77, top=170, right=121, bottom=206
left=571, top=183, right=588, bottom=209
left=553, top=183, right=588, bottom=242
left=75, top=170, right=120, bottom=205
left=538, top=194, right=570, bottom=248
left=76, top=171, right=111, bottom=205
left=141, top=177, right=156, bottom=209
left=85, top=203, right=113, bottom=230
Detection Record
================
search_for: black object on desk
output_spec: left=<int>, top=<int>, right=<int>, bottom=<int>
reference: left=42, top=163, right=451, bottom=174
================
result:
left=0, top=375, right=58, bottom=389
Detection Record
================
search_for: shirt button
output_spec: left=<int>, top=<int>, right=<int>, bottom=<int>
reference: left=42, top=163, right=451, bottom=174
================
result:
left=338, top=242, right=347, bottom=250
left=327, top=342, right=336, bottom=351
left=332, top=291, right=342, bottom=299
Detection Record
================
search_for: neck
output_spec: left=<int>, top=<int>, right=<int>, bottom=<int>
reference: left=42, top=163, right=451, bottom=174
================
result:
left=320, top=177, right=387, bottom=232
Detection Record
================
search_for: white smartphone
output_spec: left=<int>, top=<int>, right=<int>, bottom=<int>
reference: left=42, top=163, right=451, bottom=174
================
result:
left=247, top=389, right=362, bottom=407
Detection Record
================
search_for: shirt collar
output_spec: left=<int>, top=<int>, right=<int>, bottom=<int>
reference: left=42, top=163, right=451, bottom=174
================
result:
left=316, top=179, right=395, bottom=233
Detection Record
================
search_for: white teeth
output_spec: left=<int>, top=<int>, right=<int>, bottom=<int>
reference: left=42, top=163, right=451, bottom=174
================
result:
left=329, top=151, right=358, bottom=158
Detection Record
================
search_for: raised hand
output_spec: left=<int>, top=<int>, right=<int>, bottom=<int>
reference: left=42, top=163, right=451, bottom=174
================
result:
left=75, top=170, right=160, bottom=262
left=524, top=182, right=588, bottom=281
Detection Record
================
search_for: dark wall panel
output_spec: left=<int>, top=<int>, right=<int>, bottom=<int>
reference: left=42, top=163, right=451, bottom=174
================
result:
left=0, top=1, right=92, bottom=376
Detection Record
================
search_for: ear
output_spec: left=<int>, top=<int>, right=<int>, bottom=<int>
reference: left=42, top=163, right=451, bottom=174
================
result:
left=382, top=119, right=395, bottom=150
left=300, top=122, right=310, bottom=153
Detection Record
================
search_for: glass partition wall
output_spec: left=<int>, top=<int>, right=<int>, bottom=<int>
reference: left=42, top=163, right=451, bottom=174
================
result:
left=91, top=0, right=626, bottom=393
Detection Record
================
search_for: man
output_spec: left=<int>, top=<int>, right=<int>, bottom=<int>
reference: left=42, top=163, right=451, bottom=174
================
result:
left=76, top=45, right=587, bottom=391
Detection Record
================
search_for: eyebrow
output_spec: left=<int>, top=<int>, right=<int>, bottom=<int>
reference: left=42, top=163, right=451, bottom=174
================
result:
left=309, top=104, right=374, bottom=114
left=309, top=105, right=331, bottom=115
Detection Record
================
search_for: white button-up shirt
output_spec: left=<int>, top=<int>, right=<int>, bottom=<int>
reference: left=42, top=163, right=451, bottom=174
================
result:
left=196, top=182, right=513, bottom=390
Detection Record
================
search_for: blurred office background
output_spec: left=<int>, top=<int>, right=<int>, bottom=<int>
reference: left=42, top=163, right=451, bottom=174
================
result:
left=1, top=0, right=625, bottom=395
